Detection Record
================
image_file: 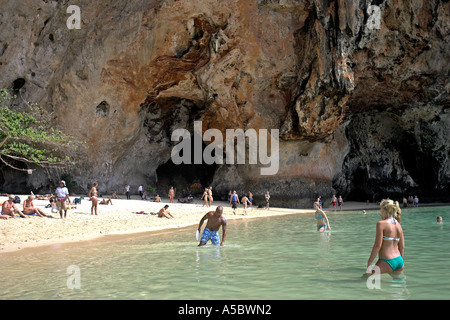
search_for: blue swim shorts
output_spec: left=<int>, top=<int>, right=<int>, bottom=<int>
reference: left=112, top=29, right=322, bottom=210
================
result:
left=200, top=227, right=220, bottom=245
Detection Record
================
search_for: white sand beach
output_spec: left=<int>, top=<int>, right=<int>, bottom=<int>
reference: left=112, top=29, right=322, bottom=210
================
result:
left=0, top=194, right=383, bottom=253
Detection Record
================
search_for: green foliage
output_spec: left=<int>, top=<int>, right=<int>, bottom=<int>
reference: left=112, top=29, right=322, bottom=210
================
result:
left=0, top=88, right=80, bottom=171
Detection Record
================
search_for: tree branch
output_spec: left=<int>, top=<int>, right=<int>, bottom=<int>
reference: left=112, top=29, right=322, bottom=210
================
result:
left=0, top=155, right=31, bottom=172
left=0, top=132, right=10, bottom=149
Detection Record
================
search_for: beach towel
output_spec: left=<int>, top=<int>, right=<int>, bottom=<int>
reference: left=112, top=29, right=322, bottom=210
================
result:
left=136, top=211, right=157, bottom=215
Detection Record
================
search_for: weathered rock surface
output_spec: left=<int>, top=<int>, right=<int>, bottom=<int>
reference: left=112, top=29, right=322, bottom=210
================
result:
left=0, top=0, right=448, bottom=206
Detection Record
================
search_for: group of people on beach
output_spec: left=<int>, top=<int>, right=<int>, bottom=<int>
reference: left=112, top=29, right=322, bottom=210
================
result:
left=330, top=194, right=344, bottom=211
left=402, top=195, right=420, bottom=208
left=0, top=178, right=444, bottom=281
left=201, top=187, right=214, bottom=207
left=0, top=180, right=115, bottom=220
left=0, top=194, right=48, bottom=219
left=228, top=190, right=252, bottom=215
left=0, top=180, right=74, bottom=219
left=227, top=190, right=272, bottom=214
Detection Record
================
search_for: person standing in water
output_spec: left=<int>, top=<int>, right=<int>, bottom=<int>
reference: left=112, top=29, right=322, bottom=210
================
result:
left=197, top=206, right=227, bottom=246
left=314, top=201, right=331, bottom=232
left=367, top=199, right=405, bottom=275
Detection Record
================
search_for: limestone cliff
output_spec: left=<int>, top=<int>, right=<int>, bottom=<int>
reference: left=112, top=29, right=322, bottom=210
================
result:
left=0, top=0, right=448, bottom=206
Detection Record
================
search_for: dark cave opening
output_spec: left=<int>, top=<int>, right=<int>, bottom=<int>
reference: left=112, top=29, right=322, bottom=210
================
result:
left=336, top=113, right=449, bottom=203
left=397, top=132, right=439, bottom=191
left=156, top=160, right=217, bottom=198
left=155, top=139, right=218, bottom=198
left=96, top=101, right=110, bottom=118
left=12, top=78, right=25, bottom=92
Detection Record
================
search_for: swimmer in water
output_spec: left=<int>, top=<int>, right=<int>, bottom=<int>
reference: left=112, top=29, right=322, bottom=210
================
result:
left=367, top=199, right=405, bottom=275
left=314, top=201, right=331, bottom=232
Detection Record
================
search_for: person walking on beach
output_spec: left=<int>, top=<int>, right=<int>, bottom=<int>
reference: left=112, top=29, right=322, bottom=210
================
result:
left=138, top=185, right=143, bottom=199
left=248, top=191, right=253, bottom=208
left=125, top=184, right=131, bottom=199
left=338, top=196, right=343, bottom=211
left=230, top=190, right=239, bottom=214
left=265, top=191, right=270, bottom=210
left=1, top=195, right=27, bottom=218
left=208, top=186, right=214, bottom=207
left=23, top=195, right=47, bottom=217
left=413, top=195, right=419, bottom=208
left=314, top=201, right=331, bottom=232
left=331, top=194, right=337, bottom=211
left=168, top=186, right=175, bottom=203
left=197, top=206, right=227, bottom=246
left=241, top=195, right=251, bottom=215
left=367, top=199, right=404, bottom=275
left=89, top=182, right=99, bottom=215
left=56, top=180, right=71, bottom=219
left=201, top=188, right=209, bottom=207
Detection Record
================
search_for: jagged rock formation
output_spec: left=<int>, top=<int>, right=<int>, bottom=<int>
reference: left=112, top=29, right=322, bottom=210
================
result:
left=0, top=0, right=448, bottom=206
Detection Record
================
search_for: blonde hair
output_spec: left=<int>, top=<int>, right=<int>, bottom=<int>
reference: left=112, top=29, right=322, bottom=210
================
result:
left=380, top=199, right=402, bottom=223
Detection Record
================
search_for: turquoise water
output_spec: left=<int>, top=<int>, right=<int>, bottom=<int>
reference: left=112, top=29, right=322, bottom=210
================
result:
left=1, top=206, right=449, bottom=300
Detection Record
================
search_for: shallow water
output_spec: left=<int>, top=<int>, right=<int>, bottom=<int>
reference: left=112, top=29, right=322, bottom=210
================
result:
left=1, top=206, right=449, bottom=300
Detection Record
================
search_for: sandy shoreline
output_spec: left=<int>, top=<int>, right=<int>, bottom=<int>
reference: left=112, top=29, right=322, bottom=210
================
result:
left=0, top=194, right=446, bottom=254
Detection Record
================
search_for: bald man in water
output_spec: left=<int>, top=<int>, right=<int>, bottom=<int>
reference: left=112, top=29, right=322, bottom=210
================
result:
left=197, top=206, right=227, bottom=246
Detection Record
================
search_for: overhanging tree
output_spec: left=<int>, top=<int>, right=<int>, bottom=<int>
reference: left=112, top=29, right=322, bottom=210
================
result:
left=0, top=88, right=81, bottom=172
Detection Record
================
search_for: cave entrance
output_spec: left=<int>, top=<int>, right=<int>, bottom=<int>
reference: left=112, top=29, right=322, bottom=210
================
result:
left=155, top=140, right=218, bottom=198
